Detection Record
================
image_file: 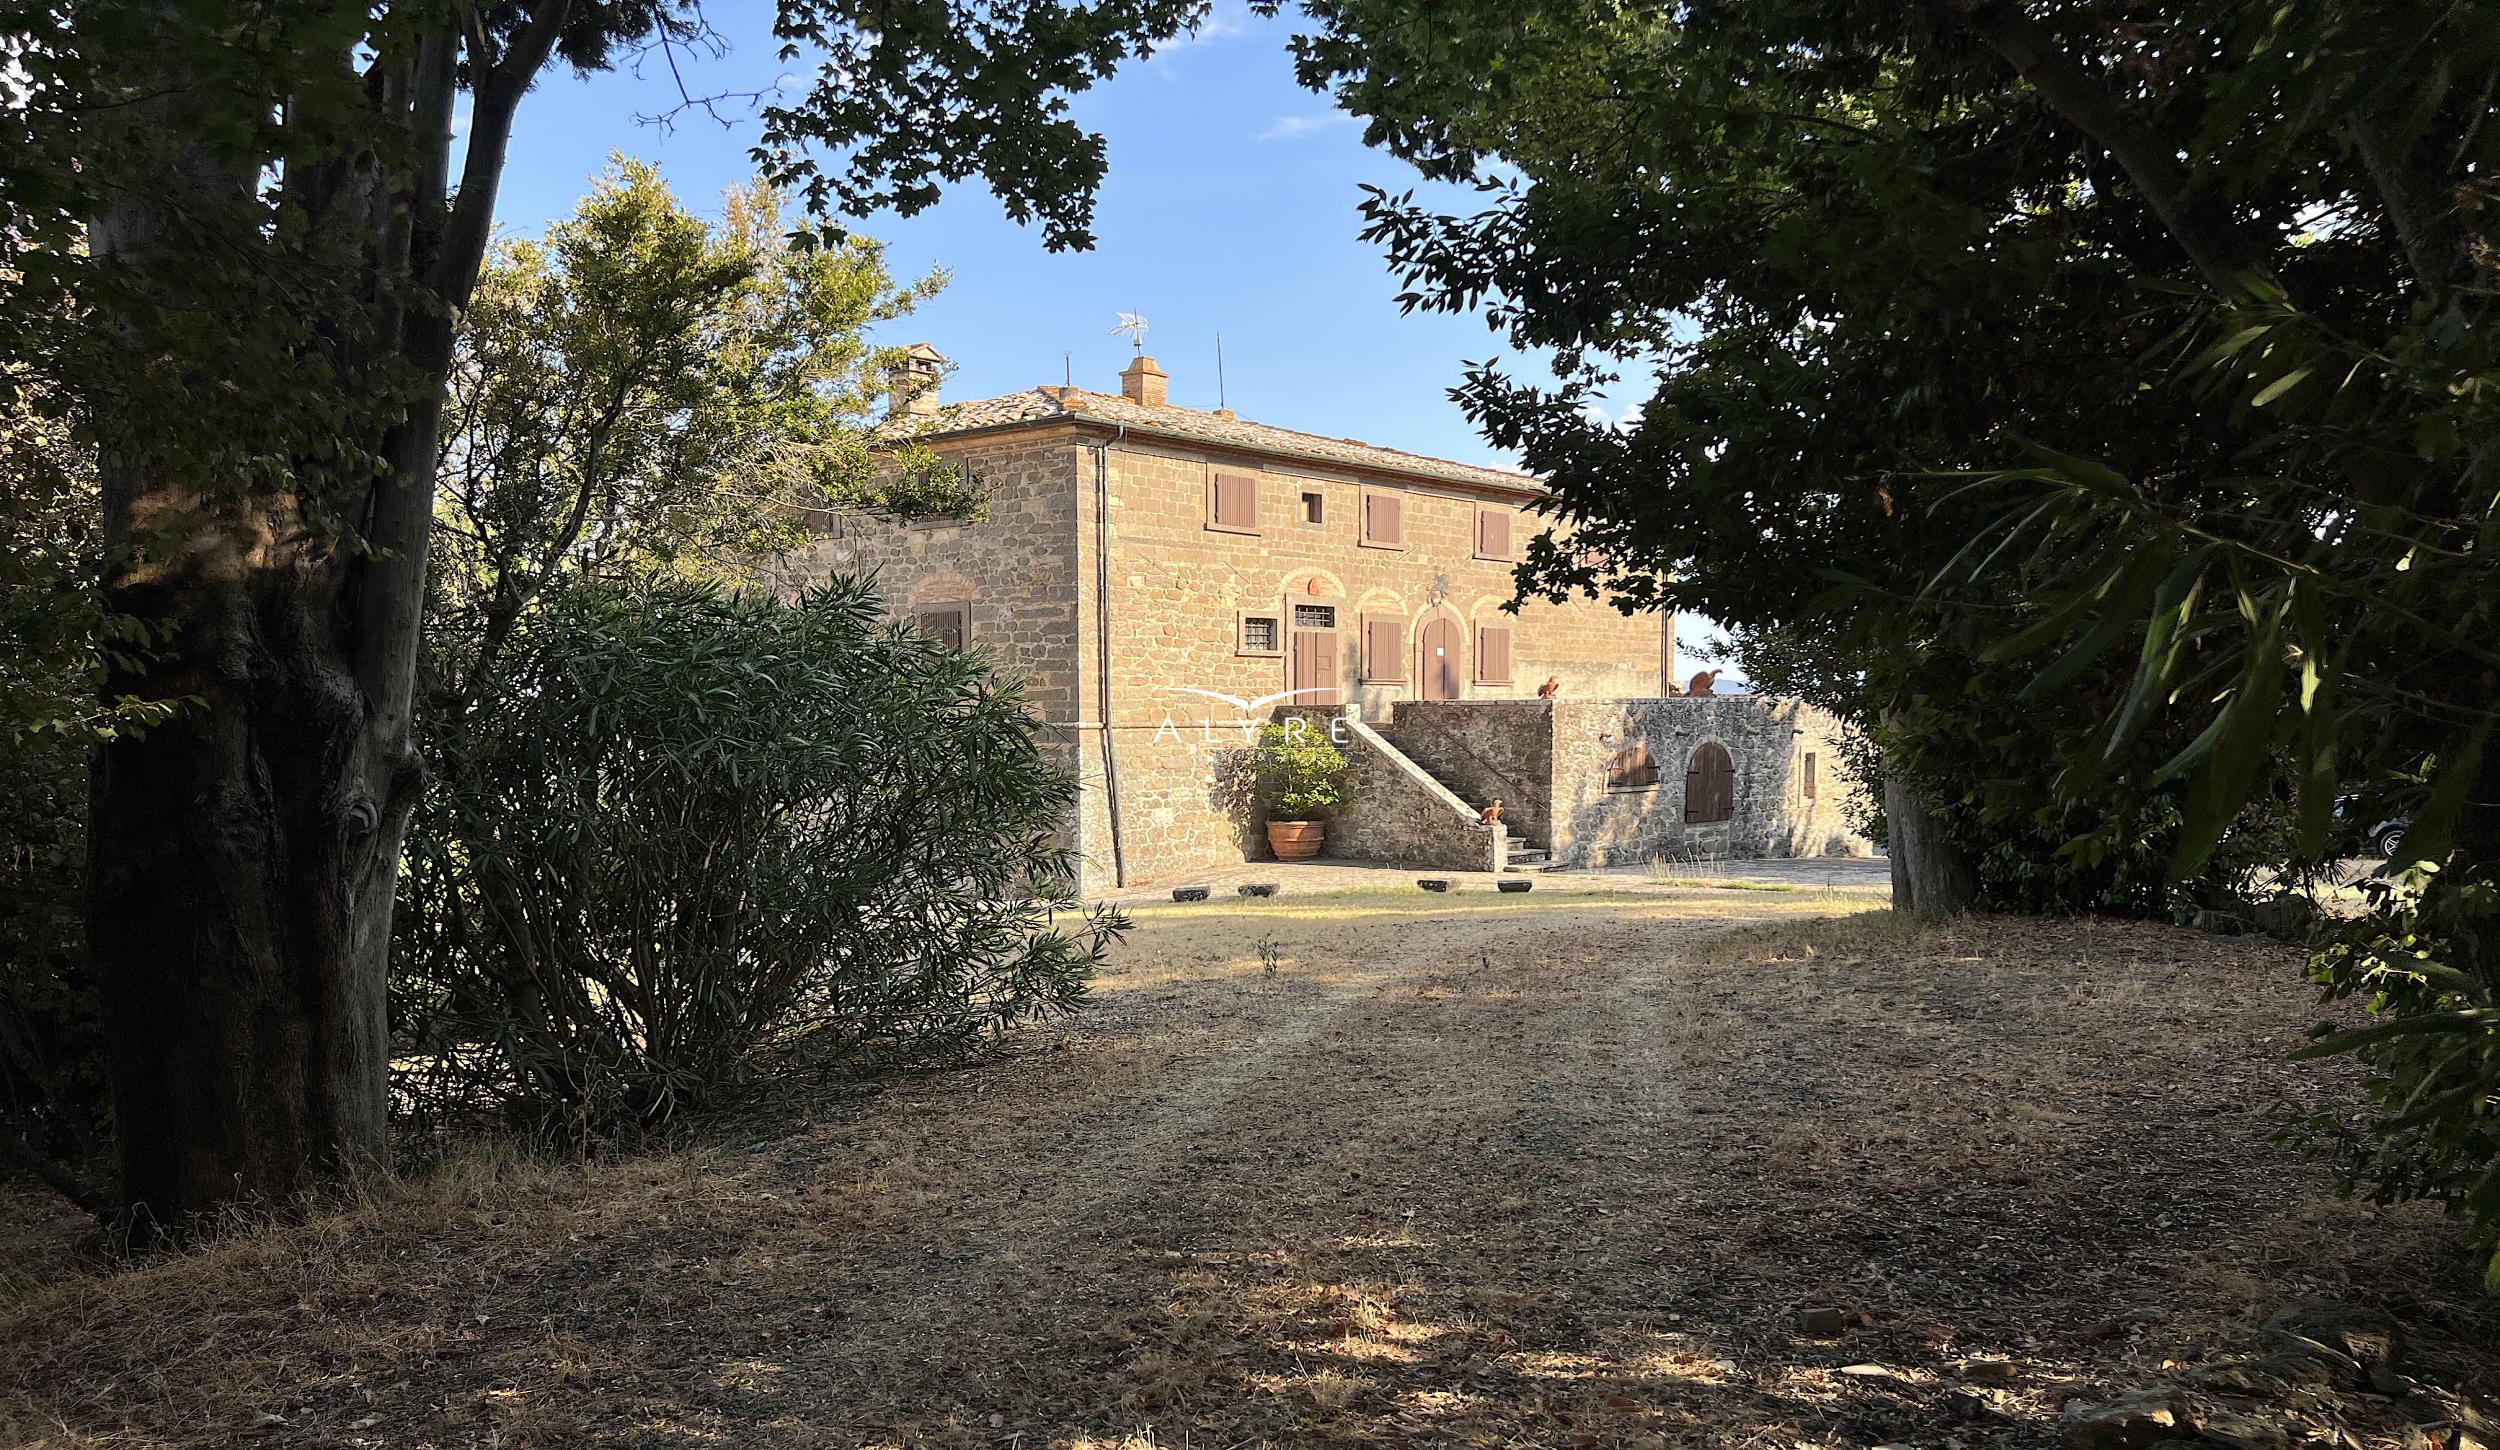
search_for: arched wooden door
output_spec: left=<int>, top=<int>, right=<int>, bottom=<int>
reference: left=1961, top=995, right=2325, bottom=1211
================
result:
left=1684, top=741, right=1736, bottom=823
left=1417, top=616, right=1462, bottom=700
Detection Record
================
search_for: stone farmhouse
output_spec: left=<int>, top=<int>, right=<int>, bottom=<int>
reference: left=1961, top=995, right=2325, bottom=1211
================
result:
left=777, top=346, right=1870, bottom=891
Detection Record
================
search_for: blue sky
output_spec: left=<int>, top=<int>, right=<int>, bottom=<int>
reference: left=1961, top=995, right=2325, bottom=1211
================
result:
left=492, top=0, right=1524, bottom=469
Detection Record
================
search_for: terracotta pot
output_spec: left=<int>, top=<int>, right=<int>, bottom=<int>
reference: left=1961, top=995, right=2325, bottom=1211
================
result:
left=1267, top=820, right=1325, bottom=861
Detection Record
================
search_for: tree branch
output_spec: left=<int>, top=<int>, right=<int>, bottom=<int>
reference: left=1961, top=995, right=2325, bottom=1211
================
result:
left=3, top=1130, right=116, bottom=1221
left=1952, top=0, right=2269, bottom=290
left=429, top=0, right=573, bottom=307
left=2351, top=106, right=2464, bottom=297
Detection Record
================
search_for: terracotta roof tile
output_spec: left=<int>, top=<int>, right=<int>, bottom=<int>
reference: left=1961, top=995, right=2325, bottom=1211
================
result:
left=890, top=386, right=1542, bottom=495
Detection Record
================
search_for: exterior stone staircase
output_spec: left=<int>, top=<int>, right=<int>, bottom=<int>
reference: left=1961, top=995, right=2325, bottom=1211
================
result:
left=1372, top=715, right=1558, bottom=874
left=1497, top=832, right=1557, bottom=873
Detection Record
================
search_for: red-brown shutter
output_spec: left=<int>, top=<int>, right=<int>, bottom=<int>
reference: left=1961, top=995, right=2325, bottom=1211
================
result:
left=1476, top=622, right=1512, bottom=683
left=1478, top=508, right=1511, bottom=559
left=1365, top=493, right=1403, bottom=547
left=1363, top=616, right=1405, bottom=681
left=1212, top=471, right=1257, bottom=531
left=1608, top=743, right=1658, bottom=791
left=1291, top=628, right=1340, bottom=706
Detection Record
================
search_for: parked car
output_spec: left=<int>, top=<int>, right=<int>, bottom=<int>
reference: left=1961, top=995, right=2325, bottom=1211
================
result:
left=2336, top=797, right=2410, bottom=859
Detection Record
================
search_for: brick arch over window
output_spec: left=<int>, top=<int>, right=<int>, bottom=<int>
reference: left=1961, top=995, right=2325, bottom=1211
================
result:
left=1284, top=568, right=1348, bottom=600
left=1684, top=741, right=1736, bottom=824
left=905, top=572, right=977, bottom=606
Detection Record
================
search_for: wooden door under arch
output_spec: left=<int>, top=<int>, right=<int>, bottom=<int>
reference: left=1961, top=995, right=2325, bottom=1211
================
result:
left=1418, top=616, right=1462, bottom=700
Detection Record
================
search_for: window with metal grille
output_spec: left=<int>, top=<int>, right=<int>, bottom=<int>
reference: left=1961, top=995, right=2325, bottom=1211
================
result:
left=1294, top=604, right=1336, bottom=630
left=1684, top=741, right=1736, bottom=823
left=1605, top=743, right=1660, bottom=792
left=1238, top=614, right=1281, bottom=655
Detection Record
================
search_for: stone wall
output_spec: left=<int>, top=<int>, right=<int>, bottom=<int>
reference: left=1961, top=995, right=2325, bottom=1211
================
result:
left=1548, top=697, right=1872, bottom=866
left=774, top=433, right=1088, bottom=730
left=1074, top=432, right=1668, bottom=888
left=1281, top=711, right=1504, bottom=873
left=1377, top=700, right=1556, bottom=848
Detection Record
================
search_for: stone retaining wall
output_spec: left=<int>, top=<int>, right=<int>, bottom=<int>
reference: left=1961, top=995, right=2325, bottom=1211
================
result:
left=1280, top=710, right=1503, bottom=873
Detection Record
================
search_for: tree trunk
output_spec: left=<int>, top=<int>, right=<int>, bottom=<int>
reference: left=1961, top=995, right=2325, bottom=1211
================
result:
left=87, top=512, right=417, bottom=1225
left=1886, top=775, right=1979, bottom=919
left=75, top=14, right=490, bottom=1227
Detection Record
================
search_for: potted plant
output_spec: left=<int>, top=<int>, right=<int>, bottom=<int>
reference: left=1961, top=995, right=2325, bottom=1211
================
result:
left=1255, top=720, right=1349, bottom=860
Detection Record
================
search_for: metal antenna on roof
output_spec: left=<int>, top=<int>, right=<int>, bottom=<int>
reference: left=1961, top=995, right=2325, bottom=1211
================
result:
left=1064, top=351, right=1072, bottom=387
left=1110, top=311, right=1148, bottom=353
left=1216, top=331, right=1227, bottom=410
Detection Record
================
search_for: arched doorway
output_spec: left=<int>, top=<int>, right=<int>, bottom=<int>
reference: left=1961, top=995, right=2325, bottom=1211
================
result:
left=1684, top=741, right=1736, bottom=823
left=1417, top=615, right=1462, bottom=700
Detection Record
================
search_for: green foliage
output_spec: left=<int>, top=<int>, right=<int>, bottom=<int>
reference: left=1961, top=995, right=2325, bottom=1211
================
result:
left=2293, top=874, right=2500, bottom=1291
left=396, top=576, right=1117, bottom=1143
left=428, top=160, right=974, bottom=721
left=1266, top=0, right=2500, bottom=1258
left=0, top=406, right=176, bottom=1178
left=1255, top=721, right=1349, bottom=821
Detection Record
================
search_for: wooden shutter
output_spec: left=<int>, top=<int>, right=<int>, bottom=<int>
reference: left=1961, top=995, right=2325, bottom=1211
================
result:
left=1363, top=616, right=1405, bottom=681
left=1211, top=471, right=1257, bottom=532
left=914, top=607, right=965, bottom=650
left=1475, top=622, right=1512, bottom=683
left=1607, top=743, right=1658, bottom=791
left=1363, top=492, right=1403, bottom=547
left=1804, top=751, right=1818, bottom=799
left=1477, top=508, right=1511, bottom=560
left=1684, top=742, right=1735, bottom=823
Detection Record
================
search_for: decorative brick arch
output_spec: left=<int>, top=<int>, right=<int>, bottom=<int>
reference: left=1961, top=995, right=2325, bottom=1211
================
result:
left=1283, top=568, right=1348, bottom=601
left=905, top=572, right=977, bottom=606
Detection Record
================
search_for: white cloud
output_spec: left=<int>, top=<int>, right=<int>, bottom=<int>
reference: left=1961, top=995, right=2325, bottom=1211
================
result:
left=1578, top=397, right=1644, bottom=432
left=1258, top=110, right=1354, bottom=142
left=1155, top=0, right=1254, bottom=56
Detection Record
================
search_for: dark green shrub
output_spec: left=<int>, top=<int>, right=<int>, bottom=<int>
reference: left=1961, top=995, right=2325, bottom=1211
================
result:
left=396, top=575, right=1118, bottom=1144
left=2292, top=873, right=2500, bottom=1289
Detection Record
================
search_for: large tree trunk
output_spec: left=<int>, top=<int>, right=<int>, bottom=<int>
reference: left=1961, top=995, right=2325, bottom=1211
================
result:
left=1886, top=776, right=1979, bottom=919
left=75, top=11, right=513, bottom=1226
left=87, top=512, right=417, bottom=1223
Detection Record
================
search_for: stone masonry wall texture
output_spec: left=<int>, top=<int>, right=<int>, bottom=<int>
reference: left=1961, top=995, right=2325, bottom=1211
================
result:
left=1283, top=712, right=1503, bottom=873
left=1549, top=697, right=1872, bottom=867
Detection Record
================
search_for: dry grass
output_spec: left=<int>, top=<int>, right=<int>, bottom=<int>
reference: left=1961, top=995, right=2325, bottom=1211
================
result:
left=2, top=893, right=2493, bottom=1448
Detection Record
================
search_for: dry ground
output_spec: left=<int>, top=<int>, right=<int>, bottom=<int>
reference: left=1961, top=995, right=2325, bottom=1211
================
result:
left=2, top=887, right=2495, bottom=1448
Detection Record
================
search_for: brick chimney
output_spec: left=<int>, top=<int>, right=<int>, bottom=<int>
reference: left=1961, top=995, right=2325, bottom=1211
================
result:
left=1119, top=354, right=1168, bottom=408
left=894, top=342, right=946, bottom=417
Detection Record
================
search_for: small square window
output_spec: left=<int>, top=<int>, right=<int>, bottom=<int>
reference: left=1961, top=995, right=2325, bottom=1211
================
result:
left=1300, top=490, right=1325, bottom=526
left=1238, top=614, right=1282, bottom=656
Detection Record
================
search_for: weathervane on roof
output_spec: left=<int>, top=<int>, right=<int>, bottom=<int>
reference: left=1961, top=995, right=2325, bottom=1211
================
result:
left=1110, top=311, right=1149, bottom=353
